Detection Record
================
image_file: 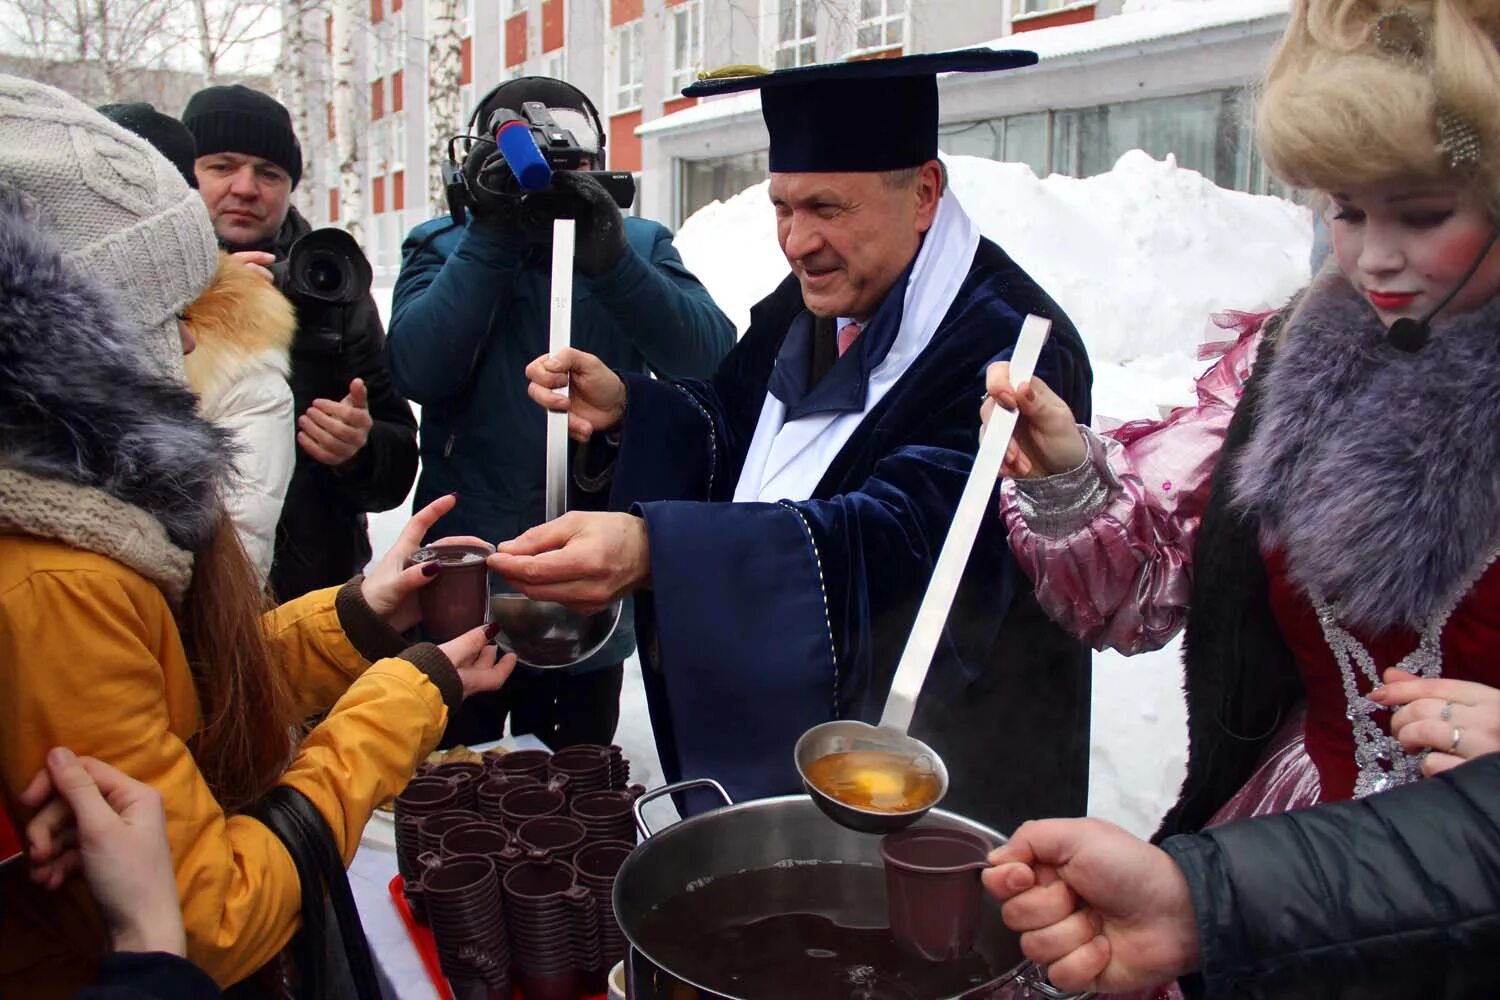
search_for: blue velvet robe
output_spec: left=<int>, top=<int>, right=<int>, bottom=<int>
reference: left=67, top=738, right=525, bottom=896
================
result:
left=611, top=238, right=1094, bottom=831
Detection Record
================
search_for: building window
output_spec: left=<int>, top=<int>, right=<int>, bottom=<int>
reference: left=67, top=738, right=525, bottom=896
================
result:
left=542, top=49, right=565, bottom=80
left=775, top=0, right=816, bottom=69
left=677, top=149, right=771, bottom=227
left=668, top=0, right=703, bottom=96
left=390, top=112, right=406, bottom=169
left=509, top=0, right=526, bottom=11
left=368, top=119, right=388, bottom=172
left=855, top=0, right=903, bottom=53
left=936, top=89, right=1283, bottom=196
left=1012, top=0, right=1072, bottom=13
left=611, top=19, right=643, bottom=113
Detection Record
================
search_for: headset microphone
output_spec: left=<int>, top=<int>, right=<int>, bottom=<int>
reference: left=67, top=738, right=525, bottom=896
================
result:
left=1386, top=227, right=1500, bottom=352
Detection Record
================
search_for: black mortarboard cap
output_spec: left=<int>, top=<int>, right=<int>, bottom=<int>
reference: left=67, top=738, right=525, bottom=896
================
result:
left=682, top=49, right=1037, bottom=173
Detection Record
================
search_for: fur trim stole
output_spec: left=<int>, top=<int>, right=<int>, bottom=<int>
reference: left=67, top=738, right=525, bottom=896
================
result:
left=1232, top=270, right=1500, bottom=632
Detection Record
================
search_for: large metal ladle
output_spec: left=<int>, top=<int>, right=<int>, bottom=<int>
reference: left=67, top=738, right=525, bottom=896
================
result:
left=795, top=315, right=1053, bottom=834
left=489, top=218, right=624, bottom=668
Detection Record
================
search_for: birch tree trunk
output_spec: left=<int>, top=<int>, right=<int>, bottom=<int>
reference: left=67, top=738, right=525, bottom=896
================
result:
left=331, top=0, right=366, bottom=242
left=426, top=0, right=465, bottom=215
left=276, top=0, right=315, bottom=218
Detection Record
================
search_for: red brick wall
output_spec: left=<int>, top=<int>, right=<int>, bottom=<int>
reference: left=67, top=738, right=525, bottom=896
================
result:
left=370, top=78, right=384, bottom=119
left=610, top=0, right=643, bottom=26
left=609, top=109, right=642, bottom=173
left=329, top=188, right=340, bottom=222
left=542, top=0, right=564, bottom=52
left=460, top=37, right=473, bottom=85
left=372, top=175, right=386, bottom=214
left=505, top=12, right=528, bottom=67
left=392, top=70, right=404, bottom=112
left=393, top=170, right=405, bottom=211
left=662, top=95, right=696, bottom=116
left=1012, top=3, right=1095, bottom=33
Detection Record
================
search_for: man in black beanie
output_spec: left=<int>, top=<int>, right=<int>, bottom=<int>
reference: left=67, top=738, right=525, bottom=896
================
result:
left=182, top=84, right=418, bottom=602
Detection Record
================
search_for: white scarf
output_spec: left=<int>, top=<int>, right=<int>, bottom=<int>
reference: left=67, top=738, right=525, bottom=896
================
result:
left=733, top=187, right=981, bottom=503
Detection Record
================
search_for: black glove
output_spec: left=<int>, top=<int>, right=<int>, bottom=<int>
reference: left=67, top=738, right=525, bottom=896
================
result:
left=534, top=170, right=628, bottom=278
left=461, top=138, right=526, bottom=229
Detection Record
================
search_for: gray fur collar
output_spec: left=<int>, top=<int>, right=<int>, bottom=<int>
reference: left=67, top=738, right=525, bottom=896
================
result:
left=0, top=188, right=231, bottom=552
left=1232, top=269, right=1500, bottom=632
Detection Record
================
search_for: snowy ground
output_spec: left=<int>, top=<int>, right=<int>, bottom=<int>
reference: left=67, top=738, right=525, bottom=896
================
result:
left=369, top=152, right=1311, bottom=837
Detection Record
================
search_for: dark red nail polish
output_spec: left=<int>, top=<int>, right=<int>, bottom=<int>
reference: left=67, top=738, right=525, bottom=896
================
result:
left=421, top=562, right=441, bottom=577
left=484, top=622, right=501, bottom=639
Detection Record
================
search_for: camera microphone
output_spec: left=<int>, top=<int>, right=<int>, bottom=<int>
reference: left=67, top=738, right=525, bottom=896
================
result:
left=489, top=109, right=552, bottom=192
left=1385, top=228, right=1500, bottom=353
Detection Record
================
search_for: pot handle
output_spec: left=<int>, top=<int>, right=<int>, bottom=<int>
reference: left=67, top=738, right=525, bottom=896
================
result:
left=1011, top=962, right=1092, bottom=999
left=632, top=778, right=733, bottom=839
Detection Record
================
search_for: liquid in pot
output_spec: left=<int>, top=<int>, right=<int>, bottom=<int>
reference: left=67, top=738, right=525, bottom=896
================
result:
left=633, top=863, right=999, bottom=999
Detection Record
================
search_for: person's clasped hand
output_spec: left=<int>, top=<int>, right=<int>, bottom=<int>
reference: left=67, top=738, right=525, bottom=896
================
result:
left=524, top=347, right=628, bottom=441
left=298, top=376, right=373, bottom=467
left=20, top=749, right=187, bottom=957
left=983, top=360, right=1089, bottom=479
left=1373, top=667, right=1500, bottom=775
left=537, top=171, right=628, bottom=277
left=982, top=818, right=1201, bottom=994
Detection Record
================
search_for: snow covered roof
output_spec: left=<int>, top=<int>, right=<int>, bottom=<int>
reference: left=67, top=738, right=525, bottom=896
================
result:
left=638, top=0, right=1290, bottom=139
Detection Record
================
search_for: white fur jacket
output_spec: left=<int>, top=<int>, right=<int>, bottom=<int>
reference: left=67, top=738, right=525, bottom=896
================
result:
left=182, top=255, right=296, bottom=582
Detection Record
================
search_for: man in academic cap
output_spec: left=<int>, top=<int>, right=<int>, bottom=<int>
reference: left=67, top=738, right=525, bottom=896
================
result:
left=496, top=52, right=1094, bottom=830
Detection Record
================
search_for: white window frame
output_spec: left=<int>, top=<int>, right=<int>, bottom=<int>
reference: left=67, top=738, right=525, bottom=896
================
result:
left=367, top=118, right=389, bottom=173
left=1012, top=0, right=1072, bottom=15
left=508, top=0, right=526, bottom=13
left=542, top=49, right=565, bottom=80
left=774, top=0, right=816, bottom=70
left=853, top=0, right=905, bottom=56
left=389, top=10, right=408, bottom=76
left=610, top=19, right=643, bottom=114
left=667, top=0, right=703, bottom=97
left=390, top=111, right=406, bottom=170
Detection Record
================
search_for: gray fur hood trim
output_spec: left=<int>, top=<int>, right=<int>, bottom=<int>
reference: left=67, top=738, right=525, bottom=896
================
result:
left=0, top=187, right=232, bottom=552
left=1232, top=269, right=1500, bottom=631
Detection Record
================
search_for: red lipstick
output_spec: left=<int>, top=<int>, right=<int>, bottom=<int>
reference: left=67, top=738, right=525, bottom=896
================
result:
left=1367, top=289, right=1419, bottom=310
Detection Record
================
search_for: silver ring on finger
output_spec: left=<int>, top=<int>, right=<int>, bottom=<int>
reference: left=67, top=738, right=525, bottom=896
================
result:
left=1448, top=726, right=1463, bottom=754
left=1441, top=700, right=1454, bottom=722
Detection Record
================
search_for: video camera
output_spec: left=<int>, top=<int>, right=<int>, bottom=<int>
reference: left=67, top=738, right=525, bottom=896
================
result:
left=444, top=100, right=636, bottom=225
left=267, top=227, right=373, bottom=360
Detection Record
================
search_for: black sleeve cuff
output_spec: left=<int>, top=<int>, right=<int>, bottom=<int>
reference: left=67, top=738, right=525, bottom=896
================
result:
left=398, top=642, right=463, bottom=715
left=334, top=576, right=410, bottom=663
left=90, top=951, right=221, bottom=1000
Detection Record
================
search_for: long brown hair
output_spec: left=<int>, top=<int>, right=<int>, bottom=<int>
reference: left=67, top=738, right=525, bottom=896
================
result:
left=178, top=513, right=299, bottom=813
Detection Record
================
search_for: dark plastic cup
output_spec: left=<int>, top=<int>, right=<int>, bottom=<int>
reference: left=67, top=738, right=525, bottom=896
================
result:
left=409, top=542, right=494, bottom=642
left=879, top=827, right=991, bottom=962
left=493, top=748, right=553, bottom=781
left=517, top=816, right=588, bottom=862
left=499, top=784, right=567, bottom=832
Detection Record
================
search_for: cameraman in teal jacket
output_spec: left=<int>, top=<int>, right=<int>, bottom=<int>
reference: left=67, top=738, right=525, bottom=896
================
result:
left=387, top=77, right=734, bottom=750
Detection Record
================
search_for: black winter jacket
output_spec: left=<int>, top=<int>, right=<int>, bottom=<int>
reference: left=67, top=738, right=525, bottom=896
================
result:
left=71, top=953, right=220, bottom=1000
left=1162, top=752, right=1500, bottom=999
left=263, top=208, right=419, bottom=600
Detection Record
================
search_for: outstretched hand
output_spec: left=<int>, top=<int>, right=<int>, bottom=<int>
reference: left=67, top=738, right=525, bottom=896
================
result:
left=300, top=377, right=373, bottom=466
left=361, top=494, right=491, bottom=632
left=437, top=624, right=517, bottom=700
left=982, top=818, right=1200, bottom=994
left=983, top=361, right=1088, bottom=479
left=524, top=348, right=628, bottom=441
left=489, top=511, right=649, bottom=614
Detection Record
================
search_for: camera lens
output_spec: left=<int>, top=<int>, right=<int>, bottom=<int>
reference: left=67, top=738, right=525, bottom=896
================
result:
left=306, top=255, right=345, bottom=295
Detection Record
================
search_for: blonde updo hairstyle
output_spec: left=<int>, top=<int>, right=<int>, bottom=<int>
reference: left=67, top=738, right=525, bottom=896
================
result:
left=1257, top=0, right=1500, bottom=214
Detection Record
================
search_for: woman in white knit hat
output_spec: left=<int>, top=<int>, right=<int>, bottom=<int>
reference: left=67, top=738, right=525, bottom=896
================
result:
left=0, top=76, right=515, bottom=998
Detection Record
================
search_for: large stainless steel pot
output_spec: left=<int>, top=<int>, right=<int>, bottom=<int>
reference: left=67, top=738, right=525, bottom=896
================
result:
left=613, top=780, right=1088, bottom=1000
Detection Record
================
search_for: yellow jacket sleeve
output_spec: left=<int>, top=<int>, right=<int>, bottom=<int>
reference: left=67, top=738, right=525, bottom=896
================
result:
left=0, top=558, right=449, bottom=991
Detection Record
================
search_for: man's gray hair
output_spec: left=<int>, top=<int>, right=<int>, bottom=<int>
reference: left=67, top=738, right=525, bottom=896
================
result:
left=880, top=161, right=948, bottom=193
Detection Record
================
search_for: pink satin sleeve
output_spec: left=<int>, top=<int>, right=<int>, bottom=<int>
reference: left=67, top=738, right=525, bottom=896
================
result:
left=1001, top=319, right=1264, bottom=655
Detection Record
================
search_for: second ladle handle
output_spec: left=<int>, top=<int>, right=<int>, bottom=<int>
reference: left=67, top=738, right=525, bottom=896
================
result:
left=878, top=315, right=1052, bottom=735
left=545, top=218, right=576, bottom=524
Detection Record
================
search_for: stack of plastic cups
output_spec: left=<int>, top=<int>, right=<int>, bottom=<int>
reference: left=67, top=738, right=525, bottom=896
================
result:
left=501, top=858, right=599, bottom=1000
left=547, top=745, right=612, bottom=800
left=573, top=840, right=634, bottom=993
left=516, top=816, right=588, bottom=864
left=567, top=789, right=641, bottom=846
left=422, top=853, right=512, bottom=1000
left=498, top=783, right=567, bottom=837
left=393, top=778, right=462, bottom=923
left=432, top=761, right=486, bottom=811
left=606, top=746, right=630, bottom=790
left=476, top=773, right=539, bottom=824
left=491, top=749, right=553, bottom=782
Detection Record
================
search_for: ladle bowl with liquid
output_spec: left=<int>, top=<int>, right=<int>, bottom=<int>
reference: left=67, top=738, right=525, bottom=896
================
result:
left=794, top=720, right=948, bottom=835
left=488, top=592, right=623, bottom=670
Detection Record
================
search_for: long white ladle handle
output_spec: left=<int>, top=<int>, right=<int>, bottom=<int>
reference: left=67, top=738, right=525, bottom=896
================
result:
left=878, top=315, right=1052, bottom=734
left=545, top=218, right=576, bottom=523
